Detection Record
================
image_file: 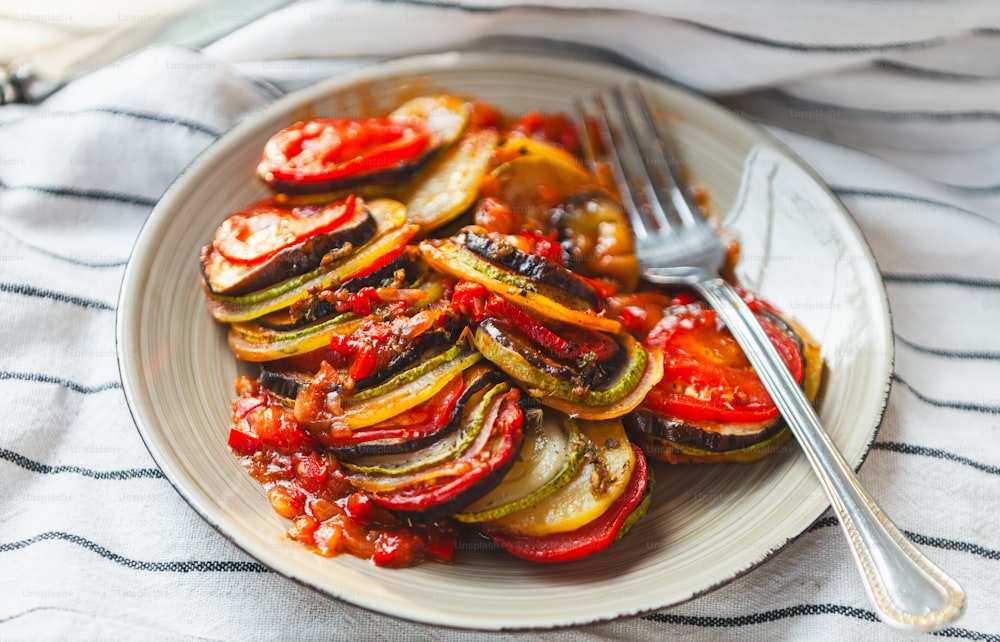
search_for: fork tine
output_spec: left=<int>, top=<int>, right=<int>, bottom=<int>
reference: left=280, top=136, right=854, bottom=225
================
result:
left=606, top=86, right=679, bottom=231
left=627, top=82, right=702, bottom=227
left=577, top=92, right=653, bottom=242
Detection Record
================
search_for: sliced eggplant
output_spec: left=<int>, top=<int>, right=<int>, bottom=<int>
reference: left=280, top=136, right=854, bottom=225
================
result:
left=627, top=305, right=822, bottom=464
left=455, top=226, right=598, bottom=307
left=630, top=426, right=793, bottom=465
left=476, top=417, right=635, bottom=537
left=454, top=410, right=587, bottom=523
left=418, top=238, right=621, bottom=334
left=473, top=318, right=662, bottom=419
left=199, top=198, right=376, bottom=296
left=352, top=328, right=453, bottom=392
left=362, top=386, right=526, bottom=519
left=625, top=409, right=786, bottom=452
left=475, top=317, right=622, bottom=391
left=402, top=129, right=499, bottom=232
left=258, top=248, right=421, bottom=331
left=205, top=200, right=415, bottom=323
left=259, top=368, right=314, bottom=406
left=327, top=364, right=500, bottom=458
left=343, top=381, right=512, bottom=479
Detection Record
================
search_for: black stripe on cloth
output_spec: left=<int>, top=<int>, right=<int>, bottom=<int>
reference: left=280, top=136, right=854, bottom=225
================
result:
left=872, top=441, right=1000, bottom=476
left=892, top=373, right=1000, bottom=415
left=0, top=371, right=121, bottom=394
left=0, top=607, right=222, bottom=642
left=830, top=187, right=997, bottom=226
left=872, top=59, right=999, bottom=81
left=808, top=518, right=1000, bottom=563
left=883, top=273, right=1000, bottom=290
left=767, top=89, right=1000, bottom=122
left=0, top=177, right=157, bottom=208
left=0, top=106, right=222, bottom=137
left=0, top=227, right=127, bottom=268
left=0, top=531, right=270, bottom=573
left=0, top=448, right=163, bottom=480
left=0, top=282, right=114, bottom=311
left=896, top=334, right=1000, bottom=361
left=643, top=605, right=999, bottom=640
left=371, top=0, right=951, bottom=52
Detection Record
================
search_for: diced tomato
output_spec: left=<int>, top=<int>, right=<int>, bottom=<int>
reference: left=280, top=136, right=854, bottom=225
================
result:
left=247, top=405, right=317, bottom=453
left=344, top=492, right=400, bottom=528
left=372, top=532, right=424, bottom=568
left=474, top=196, right=522, bottom=234
left=518, top=230, right=564, bottom=266
left=267, top=484, right=306, bottom=519
left=259, top=118, right=428, bottom=185
left=450, top=280, right=490, bottom=321
left=227, top=427, right=262, bottom=455
left=468, top=101, right=502, bottom=130
left=214, top=195, right=358, bottom=263
left=644, top=303, right=804, bottom=424
left=510, top=110, right=581, bottom=154
left=481, top=445, right=648, bottom=563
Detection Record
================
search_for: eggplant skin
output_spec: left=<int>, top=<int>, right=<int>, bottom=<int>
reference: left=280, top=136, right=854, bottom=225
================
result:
left=624, top=409, right=784, bottom=453
left=352, top=330, right=457, bottom=393
left=456, top=227, right=598, bottom=308
left=200, top=206, right=377, bottom=296
left=478, top=317, right=620, bottom=390
left=624, top=309, right=806, bottom=459
left=381, top=394, right=528, bottom=522
left=328, top=367, right=503, bottom=459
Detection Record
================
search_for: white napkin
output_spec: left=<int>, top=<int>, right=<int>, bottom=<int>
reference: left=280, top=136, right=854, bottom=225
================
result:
left=2, top=1, right=998, bottom=640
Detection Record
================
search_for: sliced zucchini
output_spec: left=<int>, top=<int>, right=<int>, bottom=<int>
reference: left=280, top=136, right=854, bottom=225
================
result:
left=479, top=417, right=635, bottom=537
left=473, top=319, right=662, bottom=418
left=403, top=129, right=499, bottom=232
left=228, top=312, right=360, bottom=362
left=454, top=411, right=587, bottom=522
left=296, top=344, right=483, bottom=433
left=343, top=382, right=509, bottom=482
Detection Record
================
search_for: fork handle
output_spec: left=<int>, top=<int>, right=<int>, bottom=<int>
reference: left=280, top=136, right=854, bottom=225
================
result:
left=663, top=272, right=966, bottom=632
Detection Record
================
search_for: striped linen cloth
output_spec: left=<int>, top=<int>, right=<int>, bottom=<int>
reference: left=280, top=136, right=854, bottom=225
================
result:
left=2, top=1, right=998, bottom=639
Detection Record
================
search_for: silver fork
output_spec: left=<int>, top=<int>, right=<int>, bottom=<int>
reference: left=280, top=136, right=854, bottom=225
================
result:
left=578, top=83, right=965, bottom=632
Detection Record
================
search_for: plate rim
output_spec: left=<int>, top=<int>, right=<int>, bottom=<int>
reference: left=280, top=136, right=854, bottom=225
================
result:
left=116, top=48, right=894, bottom=631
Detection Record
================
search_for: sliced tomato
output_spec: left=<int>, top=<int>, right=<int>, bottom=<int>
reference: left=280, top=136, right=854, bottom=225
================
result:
left=214, top=194, right=359, bottom=264
left=481, top=444, right=648, bottom=563
left=260, top=118, right=428, bottom=185
left=644, top=303, right=803, bottom=424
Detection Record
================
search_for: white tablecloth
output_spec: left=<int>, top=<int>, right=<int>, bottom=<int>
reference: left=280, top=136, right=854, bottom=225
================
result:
left=2, top=1, right=998, bottom=640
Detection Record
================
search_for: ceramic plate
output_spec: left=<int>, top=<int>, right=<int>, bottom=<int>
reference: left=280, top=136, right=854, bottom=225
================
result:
left=117, top=51, right=892, bottom=630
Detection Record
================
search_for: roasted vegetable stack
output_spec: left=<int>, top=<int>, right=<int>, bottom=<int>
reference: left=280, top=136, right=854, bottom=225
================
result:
left=200, top=94, right=819, bottom=567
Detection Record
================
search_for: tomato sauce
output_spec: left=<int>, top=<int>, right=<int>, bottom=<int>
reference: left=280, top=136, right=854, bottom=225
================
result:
left=228, top=377, right=459, bottom=567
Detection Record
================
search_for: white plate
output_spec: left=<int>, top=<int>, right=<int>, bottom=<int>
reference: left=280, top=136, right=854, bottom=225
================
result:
left=117, top=51, right=893, bottom=630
